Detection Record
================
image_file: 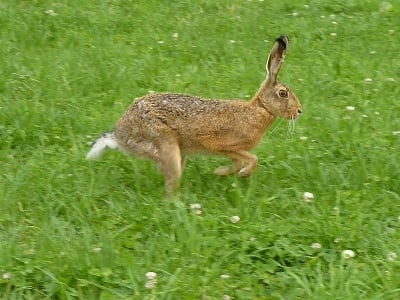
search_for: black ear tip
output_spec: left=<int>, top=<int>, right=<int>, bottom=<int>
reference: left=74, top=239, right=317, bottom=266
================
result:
left=276, top=35, right=289, bottom=47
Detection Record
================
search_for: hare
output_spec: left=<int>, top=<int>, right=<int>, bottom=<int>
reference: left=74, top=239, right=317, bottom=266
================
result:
left=87, top=35, right=302, bottom=196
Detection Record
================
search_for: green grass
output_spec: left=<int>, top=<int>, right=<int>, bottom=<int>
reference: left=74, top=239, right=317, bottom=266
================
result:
left=1, top=0, right=400, bottom=299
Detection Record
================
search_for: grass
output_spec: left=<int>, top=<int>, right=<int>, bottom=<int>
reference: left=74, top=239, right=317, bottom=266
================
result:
left=1, top=0, right=400, bottom=299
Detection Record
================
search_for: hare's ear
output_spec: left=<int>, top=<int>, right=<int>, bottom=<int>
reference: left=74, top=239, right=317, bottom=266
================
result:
left=265, top=35, right=289, bottom=85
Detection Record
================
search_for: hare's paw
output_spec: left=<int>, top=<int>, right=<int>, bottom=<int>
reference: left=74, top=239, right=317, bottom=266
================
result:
left=214, top=165, right=239, bottom=176
left=237, top=160, right=258, bottom=177
left=238, top=166, right=254, bottom=177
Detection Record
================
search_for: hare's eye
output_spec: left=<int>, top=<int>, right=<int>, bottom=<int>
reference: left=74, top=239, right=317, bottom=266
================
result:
left=279, top=90, right=288, bottom=98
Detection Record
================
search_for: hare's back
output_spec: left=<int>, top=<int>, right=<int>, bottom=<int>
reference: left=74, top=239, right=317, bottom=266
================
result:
left=137, top=92, right=225, bottom=115
left=120, top=92, right=263, bottom=129
left=122, top=92, right=238, bottom=123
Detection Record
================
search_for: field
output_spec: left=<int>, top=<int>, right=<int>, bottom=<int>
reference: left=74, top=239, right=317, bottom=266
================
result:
left=1, top=0, right=400, bottom=299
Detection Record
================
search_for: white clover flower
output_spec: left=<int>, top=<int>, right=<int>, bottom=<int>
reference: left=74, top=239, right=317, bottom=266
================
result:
left=172, top=32, right=179, bottom=39
left=341, top=249, right=356, bottom=259
left=304, top=4, right=310, bottom=9
left=392, top=131, right=400, bottom=136
left=223, top=295, right=231, bottom=300
left=145, top=272, right=158, bottom=289
left=299, top=136, right=308, bottom=141
left=387, top=252, right=397, bottom=261
left=220, top=274, right=230, bottom=279
left=330, top=32, right=337, bottom=36
left=92, top=247, right=102, bottom=253
left=229, top=40, right=236, bottom=44
left=190, top=203, right=202, bottom=215
left=311, top=242, right=322, bottom=249
left=230, top=216, right=240, bottom=223
left=364, top=78, right=373, bottom=83
left=303, top=192, right=314, bottom=202
left=346, top=106, right=355, bottom=111
left=334, top=237, right=341, bottom=243
left=145, top=272, right=157, bottom=280
left=2, top=272, right=11, bottom=280
left=291, top=12, right=299, bottom=16
left=45, top=9, right=58, bottom=16
left=190, top=203, right=201, bottom=210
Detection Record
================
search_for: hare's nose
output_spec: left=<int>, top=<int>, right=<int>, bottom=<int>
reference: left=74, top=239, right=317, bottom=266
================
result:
left=298, top=107, right=303, bottom=114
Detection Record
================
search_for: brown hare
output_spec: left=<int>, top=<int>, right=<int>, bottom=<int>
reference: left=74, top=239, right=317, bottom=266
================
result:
left=87, top=35, right=302, bottom=196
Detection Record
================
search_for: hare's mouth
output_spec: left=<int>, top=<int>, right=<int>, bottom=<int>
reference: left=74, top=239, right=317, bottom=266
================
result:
left=287, top=107, right=302, bottom=119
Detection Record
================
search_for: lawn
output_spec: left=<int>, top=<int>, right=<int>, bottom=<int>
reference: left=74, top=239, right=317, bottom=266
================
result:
left=1, top=0, right=399, bottom=299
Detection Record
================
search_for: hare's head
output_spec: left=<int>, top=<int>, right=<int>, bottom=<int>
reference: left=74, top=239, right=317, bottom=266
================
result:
left=257, top=35, right=302, bottom=120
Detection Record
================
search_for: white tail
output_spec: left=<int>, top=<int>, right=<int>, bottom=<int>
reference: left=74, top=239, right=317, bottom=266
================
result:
left=86, top=131, right=119, bottom=159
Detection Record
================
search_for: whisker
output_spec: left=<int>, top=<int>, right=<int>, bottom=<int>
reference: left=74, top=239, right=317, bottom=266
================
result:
left=287, top=116, right=296, bottom=138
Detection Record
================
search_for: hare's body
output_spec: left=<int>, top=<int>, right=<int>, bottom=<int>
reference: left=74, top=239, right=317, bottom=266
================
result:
left=115, top=92, right=274, bottom=155
left=87, top=36, right=302, bottom=195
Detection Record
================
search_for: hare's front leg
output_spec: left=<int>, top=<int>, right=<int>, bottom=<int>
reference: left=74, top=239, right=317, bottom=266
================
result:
left=214, top=150, right=258, bottom=177
left=156, top=141, right=183, bottom=196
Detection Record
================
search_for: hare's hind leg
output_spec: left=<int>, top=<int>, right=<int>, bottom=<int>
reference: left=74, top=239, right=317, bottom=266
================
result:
left=214, top=150, right=258, bottom=177
left=236, top=151, right=258, bottom=177
left=214, top=158, right=245, bottom=176
left=156, top=140, right=183, bottom=196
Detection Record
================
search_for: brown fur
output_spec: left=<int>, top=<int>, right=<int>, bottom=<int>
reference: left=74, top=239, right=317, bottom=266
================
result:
left=89, top=35, right=302, bottom=196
